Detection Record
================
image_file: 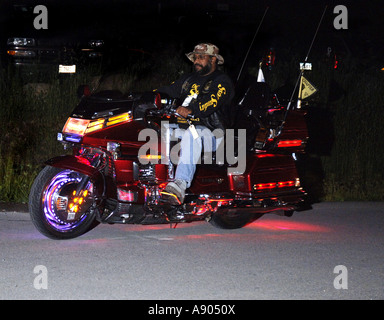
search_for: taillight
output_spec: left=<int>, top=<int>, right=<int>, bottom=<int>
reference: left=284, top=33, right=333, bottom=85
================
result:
left=253, top=179, right=299, bottom=191
left=254, top=182, right=276, bottom=190
left=277, top=140, right=303, bottom=148
left=7, top=50, right=36, bottom=57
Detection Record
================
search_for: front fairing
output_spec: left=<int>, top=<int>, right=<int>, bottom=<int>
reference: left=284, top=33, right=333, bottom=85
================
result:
left=82, top=119, right=148, bottom=157
left=71, top=91, right=136, bottom=119
left=59, top=90, right=159, bottom=146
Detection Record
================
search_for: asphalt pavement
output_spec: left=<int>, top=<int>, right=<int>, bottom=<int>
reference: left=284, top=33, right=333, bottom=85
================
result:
left=0, top=201, right=383, bottom=302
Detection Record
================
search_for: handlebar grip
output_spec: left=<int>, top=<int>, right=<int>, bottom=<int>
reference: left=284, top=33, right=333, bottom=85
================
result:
left=174, top=112, right=194, bottom=120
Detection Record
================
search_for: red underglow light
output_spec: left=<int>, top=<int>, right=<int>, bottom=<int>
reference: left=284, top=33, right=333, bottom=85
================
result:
left=246, top=220, right=331, bottom=233
left=256, top=153, right=276, bottom=158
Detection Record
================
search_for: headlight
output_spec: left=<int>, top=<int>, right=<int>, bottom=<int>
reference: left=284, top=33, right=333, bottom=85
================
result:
left=7, top=50, right=36, bottom=57
left=7, top=38, right=36, bottom=46
left=62, top=112, right=132, bottom=137
left=62, top=118, right=91, bottom=136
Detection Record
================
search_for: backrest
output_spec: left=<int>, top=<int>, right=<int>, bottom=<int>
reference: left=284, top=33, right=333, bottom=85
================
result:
left=238, top=81, right=271, bottom=111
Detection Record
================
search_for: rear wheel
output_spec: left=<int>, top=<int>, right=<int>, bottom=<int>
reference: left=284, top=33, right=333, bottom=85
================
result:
left=209, top=208, right=261, bottom=229
left=29, top=166, right=98, bottom=239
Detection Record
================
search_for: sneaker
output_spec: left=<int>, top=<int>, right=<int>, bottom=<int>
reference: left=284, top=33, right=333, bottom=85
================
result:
left=161, top=180, right=187, bottom=205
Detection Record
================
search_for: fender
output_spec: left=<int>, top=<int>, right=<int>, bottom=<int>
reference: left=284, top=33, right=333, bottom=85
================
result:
left=44, top=155, right=113, bottom=198
left=45, top=155, right=102, bottom=179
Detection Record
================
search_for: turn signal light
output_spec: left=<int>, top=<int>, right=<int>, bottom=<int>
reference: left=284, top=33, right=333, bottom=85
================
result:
left=106, top=112, right=132, bottom=126
left=85, top=119, right=105, bottom=133
left=138, top=155, right=162, bottom=160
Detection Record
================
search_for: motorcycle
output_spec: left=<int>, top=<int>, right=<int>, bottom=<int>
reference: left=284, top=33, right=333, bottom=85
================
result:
left=28, top=80, right=308, bottom=239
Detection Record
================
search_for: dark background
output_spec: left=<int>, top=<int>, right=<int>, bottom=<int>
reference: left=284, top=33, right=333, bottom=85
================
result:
left=1, top=0, right=383, bottom=77
left=0, top=0, right=383, bottom=203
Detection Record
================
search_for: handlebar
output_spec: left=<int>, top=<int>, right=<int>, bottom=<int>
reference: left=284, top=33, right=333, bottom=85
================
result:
left=147, top=103, right=194, bottom=121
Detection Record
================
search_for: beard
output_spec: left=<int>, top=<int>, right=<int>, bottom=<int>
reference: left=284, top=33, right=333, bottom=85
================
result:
left=194, top=62, right=212, bottom=75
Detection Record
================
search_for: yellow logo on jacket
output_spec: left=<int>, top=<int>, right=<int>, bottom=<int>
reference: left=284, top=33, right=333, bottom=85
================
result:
left=199, top=84, right=226, bottom=112
left=189, top=84, right=200, bottom=96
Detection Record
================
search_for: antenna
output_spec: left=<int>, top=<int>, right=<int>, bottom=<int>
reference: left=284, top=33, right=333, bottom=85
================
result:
left=278, top=5, right=328, bottom=133
left=236, top=6, right=269, bottom=83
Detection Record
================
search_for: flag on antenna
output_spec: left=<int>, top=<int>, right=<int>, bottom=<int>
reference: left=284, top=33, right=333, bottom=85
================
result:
left=299, top=75, right=317, bottom=99
left=257, top=67, right=265, bottom=82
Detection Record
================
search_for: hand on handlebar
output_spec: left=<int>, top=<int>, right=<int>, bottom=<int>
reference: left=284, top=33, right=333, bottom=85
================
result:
left=146, top=104, right=193, bottom=120
left=175, top=106, right=192, bottom=119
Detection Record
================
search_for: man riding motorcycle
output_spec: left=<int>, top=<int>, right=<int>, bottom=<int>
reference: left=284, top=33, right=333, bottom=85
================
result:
left=28, top=42, right=308, bottom=239
left=157, top=43, right=235, bottom=205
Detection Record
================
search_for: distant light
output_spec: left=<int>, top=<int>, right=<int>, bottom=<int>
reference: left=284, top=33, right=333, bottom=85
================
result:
left=381, top=67, right=384, bottom=71
left=300, top=62, right=312, bottom=70
left=59, top=65, right=76, bottom=73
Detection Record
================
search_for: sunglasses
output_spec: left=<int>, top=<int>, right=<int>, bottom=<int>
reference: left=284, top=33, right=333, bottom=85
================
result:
left=192, top=54, right=214, bottom=62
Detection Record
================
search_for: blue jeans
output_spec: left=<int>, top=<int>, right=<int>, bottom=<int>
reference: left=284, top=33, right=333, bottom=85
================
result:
left=171, top=125, right=223, bottom=188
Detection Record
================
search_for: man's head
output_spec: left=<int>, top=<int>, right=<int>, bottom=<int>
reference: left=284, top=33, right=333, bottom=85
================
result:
left=186, top=43, right=224, bottom=76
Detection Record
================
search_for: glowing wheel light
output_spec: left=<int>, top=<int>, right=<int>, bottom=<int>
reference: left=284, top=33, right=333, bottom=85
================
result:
left=42, top=170, right=93, bottom=231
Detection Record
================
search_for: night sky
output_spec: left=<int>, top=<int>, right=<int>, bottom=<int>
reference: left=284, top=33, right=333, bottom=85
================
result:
left=1, top=0, right=383, bottom=76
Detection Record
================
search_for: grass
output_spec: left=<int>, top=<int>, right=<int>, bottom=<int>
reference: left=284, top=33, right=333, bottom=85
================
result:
left=0, top=51, right=383, bottom=203
left=0, top=67, right=96, bottom=202
left=320, top=68, right=384, bottom=201
left=0, top=53, right=190, bottom=204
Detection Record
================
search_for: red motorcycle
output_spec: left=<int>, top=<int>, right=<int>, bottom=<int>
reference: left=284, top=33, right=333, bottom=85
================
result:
left=28, top=81, right=308, bottom=239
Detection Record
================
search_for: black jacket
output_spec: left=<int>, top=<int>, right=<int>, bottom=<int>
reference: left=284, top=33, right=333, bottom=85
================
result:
left=157, top=70, right=234, bottom=131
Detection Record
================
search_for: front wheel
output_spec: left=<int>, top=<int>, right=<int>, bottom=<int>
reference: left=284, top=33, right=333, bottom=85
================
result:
left=29, top=166, right=98, bottom=239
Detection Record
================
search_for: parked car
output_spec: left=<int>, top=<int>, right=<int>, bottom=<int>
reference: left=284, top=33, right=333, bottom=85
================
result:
left=1, top=3, right=105, bottom=81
